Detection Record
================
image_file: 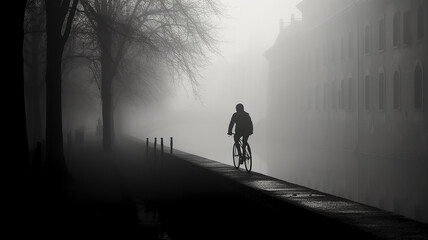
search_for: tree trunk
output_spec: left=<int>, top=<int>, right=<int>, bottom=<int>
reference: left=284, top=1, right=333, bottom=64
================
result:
left=6, top=1, right=30, bottom=234
left=29, top=32, right=43, bottom=149
left=33, top=83, right=43, bottom=145
left=101, top=62, right=114, bottom=151
left=100, top=27, right=115, bottom=151
left=45, top=48, right=69, bottom=181
left=44, top=3, right=69, bottom=183
left=9, top=0, right=30, bottom=178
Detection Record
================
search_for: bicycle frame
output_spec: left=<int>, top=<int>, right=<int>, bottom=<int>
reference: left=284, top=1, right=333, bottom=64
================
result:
left=231, top=133, right=252, bottom=173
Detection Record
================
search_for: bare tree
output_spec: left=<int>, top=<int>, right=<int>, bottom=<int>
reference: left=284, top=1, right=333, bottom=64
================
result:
left=5, top=1, right=30, bottom=232
left=78, top=0, right=222, bottom=150
left=44, top=0, right=79, bottom=182
left=24, top=0, right=46, bottom=151
left=6, top=0, right=29, bottom=178
left=115, top=47, right=171, bottom=107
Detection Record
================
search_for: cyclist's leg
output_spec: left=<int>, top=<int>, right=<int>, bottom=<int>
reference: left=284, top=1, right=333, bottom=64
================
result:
left=234, top=133, right=243, bottom=158
left=242, top=134, right=249, bottom=157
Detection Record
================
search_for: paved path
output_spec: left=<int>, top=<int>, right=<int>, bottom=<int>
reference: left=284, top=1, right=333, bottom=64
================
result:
left=19, top=139, right=427, bottom=239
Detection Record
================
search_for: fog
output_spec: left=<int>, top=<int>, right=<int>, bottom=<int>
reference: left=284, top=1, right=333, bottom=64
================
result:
left=122, top=0, right=302, bottom=173
left=23, top=0, right=427, bottom=224
left=117, top=0, right=428, bottom=224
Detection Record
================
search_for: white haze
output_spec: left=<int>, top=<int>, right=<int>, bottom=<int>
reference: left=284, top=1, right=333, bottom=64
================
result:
left=124, top=0, right=302, bottom=175
left=117, top=1, right=428, bottom=224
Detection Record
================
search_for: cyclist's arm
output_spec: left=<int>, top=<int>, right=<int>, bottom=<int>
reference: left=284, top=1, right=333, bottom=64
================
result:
left=228, top=114, right=236, bottom=135
left=249, top=115, right=253, bottom=135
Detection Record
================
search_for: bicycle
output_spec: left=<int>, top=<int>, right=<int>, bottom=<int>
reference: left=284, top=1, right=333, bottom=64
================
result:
left=231, top=134, right=252, bottom=173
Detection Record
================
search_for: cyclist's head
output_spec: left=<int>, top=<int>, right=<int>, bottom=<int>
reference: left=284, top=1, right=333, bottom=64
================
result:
left=236, top=103, right=244, bottom=112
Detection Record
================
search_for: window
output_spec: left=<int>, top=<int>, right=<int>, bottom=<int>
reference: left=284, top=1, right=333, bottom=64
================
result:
left=324, top=83, right=328, bottom=110
left=323, top=44, right=327, bottom=66
left=403, top=11, right=411, bottom=46
left=341, top=36, right=345, bottom=59
left=331, top=82, right=335, bottom=109
left=415, top=65, right=423, bottom=111
left=307, top=87, right=312, bottom=110
left=331, top=41, right=336, bottom=62
left=379, top=18, right=385, bottom=50
left=417, top=6, right=424, bottom=40
left=316, top=48, right=319, bottom=67
left=333, top=81, right=339, bottom=110
left=340, top=80, right=345, bottom=109
left=348, top=77, right=354, bottom=110
left=348, top=32, right=353, bottom=58
left=365, top=76, right=371, bottom=110
left=365, top=24, right=371, bottom=54
left=393, top=13, right=399, bottom=47
left=393, top=71, right=400, bottom=110
left=300, top=89, right=305, bottom=110
left=379, top=72, right=385, bottom=111
left=315, top=85, right=320, bottom=110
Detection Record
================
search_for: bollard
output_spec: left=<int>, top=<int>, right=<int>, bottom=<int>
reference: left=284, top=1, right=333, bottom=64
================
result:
left=161, top=138, right=164, bottom=159
left=146, top=138, right=149, bottom=160
left=154, top=137, right=157, bottom=159
left=170, top=137, right=173, bottom=154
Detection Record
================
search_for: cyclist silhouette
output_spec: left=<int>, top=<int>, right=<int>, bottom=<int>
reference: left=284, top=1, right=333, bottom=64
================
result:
left=227, top=103, right=253, bottom=164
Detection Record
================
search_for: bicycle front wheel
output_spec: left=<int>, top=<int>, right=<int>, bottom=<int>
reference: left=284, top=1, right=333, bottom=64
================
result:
left=244, top=144, right=252, bottom=173
left=233, top=144, right=240, bottom=169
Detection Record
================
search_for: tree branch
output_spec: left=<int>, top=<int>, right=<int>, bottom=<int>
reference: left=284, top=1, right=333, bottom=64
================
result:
left=61, top=0, right=79, bottom=46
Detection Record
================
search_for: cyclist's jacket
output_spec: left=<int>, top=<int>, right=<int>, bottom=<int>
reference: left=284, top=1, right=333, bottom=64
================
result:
left=228, top=111, right=253, bottom=135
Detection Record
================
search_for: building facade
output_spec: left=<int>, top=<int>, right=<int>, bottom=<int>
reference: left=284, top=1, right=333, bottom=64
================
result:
left=265, top=0, right=427, bottom=223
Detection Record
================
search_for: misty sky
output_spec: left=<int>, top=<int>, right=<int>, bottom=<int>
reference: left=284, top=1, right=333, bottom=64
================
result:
left=217, top=0, right=301, bottom=59
left=164, top=0, right=302, bottom=116
left=135, top=0, right=302, bottom=173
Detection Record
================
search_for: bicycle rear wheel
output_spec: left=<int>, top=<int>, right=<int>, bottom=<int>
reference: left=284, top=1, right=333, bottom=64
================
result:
left=244, top=144, right=252, bottom=173
left=233, top=143, right=240, bottom=169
